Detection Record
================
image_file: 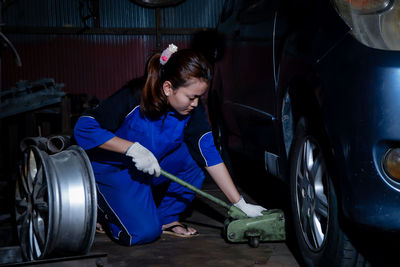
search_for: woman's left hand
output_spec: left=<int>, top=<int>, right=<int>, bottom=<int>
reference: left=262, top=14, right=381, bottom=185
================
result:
left=233, top=196, right=267, bottom=218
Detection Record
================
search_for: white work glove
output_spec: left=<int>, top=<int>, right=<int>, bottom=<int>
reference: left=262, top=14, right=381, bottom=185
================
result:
left=233, top=196, right=267, bottom=218
left=125, top=142, right=161, bottom=177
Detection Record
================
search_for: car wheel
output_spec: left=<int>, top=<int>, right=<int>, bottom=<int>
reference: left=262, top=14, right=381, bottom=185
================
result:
left=290, top=118, right=368, bottom=267
left=14, top=145, right=97, bottom=261
left=208, top=90, right=233, bottom=174
left=212, top=118, right=234, bottom=175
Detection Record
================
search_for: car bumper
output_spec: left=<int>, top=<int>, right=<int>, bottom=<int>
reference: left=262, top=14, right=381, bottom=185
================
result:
left=318, top=35, right=400, bottom=231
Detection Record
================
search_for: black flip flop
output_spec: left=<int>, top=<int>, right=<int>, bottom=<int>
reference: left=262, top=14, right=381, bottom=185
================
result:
left=162, top=223, right=199, bottom=238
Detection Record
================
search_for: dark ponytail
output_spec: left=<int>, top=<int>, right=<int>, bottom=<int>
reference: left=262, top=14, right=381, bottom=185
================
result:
left=140, top=53, right=169, bottom=118
left=140, top=49, right=213, bottom=119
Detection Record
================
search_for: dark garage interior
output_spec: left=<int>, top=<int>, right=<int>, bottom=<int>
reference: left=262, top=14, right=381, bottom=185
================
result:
left=1, top=0, right=400, bottom=266
left=0, top=0, right=297, bottom=266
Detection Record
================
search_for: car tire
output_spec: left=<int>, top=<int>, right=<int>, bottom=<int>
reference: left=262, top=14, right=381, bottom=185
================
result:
left=213, top=122, right=234, bottom=173
left=289, top=118, right=369, bottom=267
left=208, top=89, right=233, bottom=175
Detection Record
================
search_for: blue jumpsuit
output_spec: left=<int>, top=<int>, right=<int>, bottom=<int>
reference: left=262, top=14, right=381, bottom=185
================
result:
left=74, top=86, right=222, bottom=246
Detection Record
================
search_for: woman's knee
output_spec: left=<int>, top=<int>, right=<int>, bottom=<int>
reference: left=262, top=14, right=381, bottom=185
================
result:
left=128, top=221, right=162, bottom=246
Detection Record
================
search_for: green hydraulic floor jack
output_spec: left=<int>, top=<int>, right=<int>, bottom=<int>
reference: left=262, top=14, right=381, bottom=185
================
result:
left=160, top=169, right=286, bottom=247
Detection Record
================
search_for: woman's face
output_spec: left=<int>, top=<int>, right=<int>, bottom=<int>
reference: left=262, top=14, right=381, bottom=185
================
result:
left=163, top=78, right=208, bottom=115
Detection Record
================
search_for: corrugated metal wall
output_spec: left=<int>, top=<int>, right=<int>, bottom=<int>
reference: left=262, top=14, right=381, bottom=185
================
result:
left=162, top=1, right=223, bottom=28
left=3, top=0, right=157, bottom=28
left=2, top=0, right=224, bottom=99
left=3, top=34, right=157, bottom=99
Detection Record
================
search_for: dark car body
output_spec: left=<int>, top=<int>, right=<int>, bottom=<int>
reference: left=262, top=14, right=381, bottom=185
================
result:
left=209, top=0, right=400, bottom=265
left=318, top=38, right=400, bottom=229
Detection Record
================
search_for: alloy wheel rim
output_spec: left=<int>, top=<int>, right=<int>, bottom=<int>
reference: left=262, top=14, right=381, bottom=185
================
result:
left=15, top=145, right=97, bottom=261
left=295, top=136, right=329, bottom=251
left=15, top=147, right=50, bottom=260
left=216, top=126, right=224, bottom=154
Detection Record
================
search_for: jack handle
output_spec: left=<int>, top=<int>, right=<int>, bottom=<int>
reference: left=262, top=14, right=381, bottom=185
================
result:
left=160, top=169, right=247, bottom=219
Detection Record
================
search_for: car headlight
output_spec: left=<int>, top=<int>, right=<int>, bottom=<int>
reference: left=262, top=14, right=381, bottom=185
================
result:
left=333, top=0, right=400, bottom=50
left=383, top=148, right=400, bottom=181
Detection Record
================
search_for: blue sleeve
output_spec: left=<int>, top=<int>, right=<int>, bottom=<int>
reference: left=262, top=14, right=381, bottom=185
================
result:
left=73, top=116, right=115, bottom=150
left=198, top=131, right=223, bottom=167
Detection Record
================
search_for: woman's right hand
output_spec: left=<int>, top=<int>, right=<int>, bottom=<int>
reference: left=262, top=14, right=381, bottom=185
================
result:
left=125, top=142, right=161, bottom=177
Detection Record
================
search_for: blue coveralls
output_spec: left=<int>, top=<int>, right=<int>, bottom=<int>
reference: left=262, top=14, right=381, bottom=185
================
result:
left=74, top=105, right=221, bottom=245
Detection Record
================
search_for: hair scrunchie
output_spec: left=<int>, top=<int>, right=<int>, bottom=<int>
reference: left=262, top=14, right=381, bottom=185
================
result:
left=160, top=44, right=178, bottom=65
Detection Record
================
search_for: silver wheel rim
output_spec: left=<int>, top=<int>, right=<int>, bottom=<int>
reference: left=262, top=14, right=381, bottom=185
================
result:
left=15, top=145, right=97, bottom=260
left=295, top=136, right=329, bottom=251
left=216, top=126, right=224, bottom=154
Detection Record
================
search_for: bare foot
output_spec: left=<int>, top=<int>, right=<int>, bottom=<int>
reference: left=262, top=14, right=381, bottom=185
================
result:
left=96, top=222, right=105, bottom=234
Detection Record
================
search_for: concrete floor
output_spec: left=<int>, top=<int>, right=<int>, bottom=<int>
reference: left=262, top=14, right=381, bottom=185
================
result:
left=2, top=151, right=400, bottom=266
left=0, top=153, right=300, bottom=266
left=90, top=177, right=299, bottom=267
